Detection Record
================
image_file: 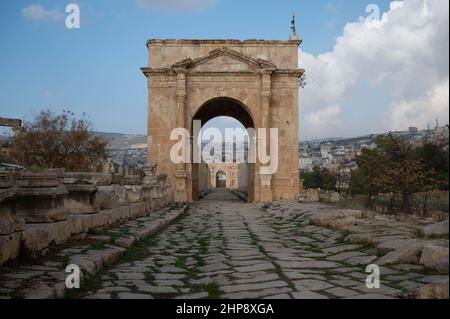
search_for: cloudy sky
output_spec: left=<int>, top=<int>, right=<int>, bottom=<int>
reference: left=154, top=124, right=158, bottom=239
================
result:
left=0, top=0, right=448, bottom=139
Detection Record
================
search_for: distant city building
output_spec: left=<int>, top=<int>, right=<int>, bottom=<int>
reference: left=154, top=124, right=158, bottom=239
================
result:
left=409, top=127, right=418, bottom=133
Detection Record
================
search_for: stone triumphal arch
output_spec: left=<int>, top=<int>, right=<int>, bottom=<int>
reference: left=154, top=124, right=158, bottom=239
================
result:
left=142, top=39, right=304, bottom=203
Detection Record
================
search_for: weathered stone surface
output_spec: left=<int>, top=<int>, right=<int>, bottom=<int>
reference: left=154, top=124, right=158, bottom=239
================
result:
left=63, top=172, right=112, bottom=186
left=326, top=287, right=359, bottom=298
left=423, top=220, right=449, bottom=238
left=309, top=209, right=362, bottom=230
left=409, top=278, right=449, bottom=299
left=377, top=243, right=424, bottom=265
left=291, top=291, right=328, bottom=299
left=18, top=171, right=61, bottom=188
left=319, top=191, right=341, bottom=203
left=118, top=292, right=153, bottom=299
left=124, top=186, right=143, bottom=203
left=377, top=239, right=419, bottom=255
left=293, top=279, right=333, bottom=291
left=0, top=232, right=21, bottom=265
left=304, top=189, right=320, bottom=202
left=95, top=186, right=121, bottom=209
left=22, top=221, right=71, bottom=254
left=121, top=176, right=143, bottom=186
left=346, top=293, right=394, bottom=299
left=419, top=244, right=449, bottom=273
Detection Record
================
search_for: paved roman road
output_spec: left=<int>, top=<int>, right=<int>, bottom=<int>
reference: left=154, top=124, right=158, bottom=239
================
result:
left=83, top=190, right=430, bottom=299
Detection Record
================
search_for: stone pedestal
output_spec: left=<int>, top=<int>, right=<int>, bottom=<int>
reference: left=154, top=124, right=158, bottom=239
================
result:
left=259, top=173, right=273, bottom=202
left=174, top=170, right=188, bottom=203
left=16, top=172, right=69, bottom=223
left=16, top=171, right=71, bottom=257
left=65, top=184, right=99, bottom=214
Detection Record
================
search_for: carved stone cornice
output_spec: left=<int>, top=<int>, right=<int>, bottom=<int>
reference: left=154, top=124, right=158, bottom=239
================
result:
left=168, top=47, right=277, bottom=73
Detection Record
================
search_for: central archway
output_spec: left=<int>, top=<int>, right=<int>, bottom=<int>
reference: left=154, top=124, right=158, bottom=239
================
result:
left=215, top=171, right=226, bottom=188
left=191, top=97, right=255, bottom=202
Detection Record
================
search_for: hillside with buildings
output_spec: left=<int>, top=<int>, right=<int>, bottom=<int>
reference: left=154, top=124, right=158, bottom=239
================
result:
left=299, top=125, right=450, bottom=175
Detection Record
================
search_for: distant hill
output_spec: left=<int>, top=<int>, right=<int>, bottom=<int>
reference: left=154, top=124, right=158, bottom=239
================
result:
left=93, top=132, right=147, bottom=149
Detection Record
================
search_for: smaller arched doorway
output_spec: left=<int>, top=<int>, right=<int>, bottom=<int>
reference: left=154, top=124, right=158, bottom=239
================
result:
left=215, top=171, right=226, bottom=188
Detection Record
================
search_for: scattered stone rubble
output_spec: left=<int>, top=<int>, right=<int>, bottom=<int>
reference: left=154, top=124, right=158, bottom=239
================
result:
left=292, top=201, right=448, bottom=298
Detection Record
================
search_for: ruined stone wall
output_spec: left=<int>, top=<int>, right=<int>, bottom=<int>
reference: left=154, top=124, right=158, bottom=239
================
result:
left=0, top=169, right=173, bottom=266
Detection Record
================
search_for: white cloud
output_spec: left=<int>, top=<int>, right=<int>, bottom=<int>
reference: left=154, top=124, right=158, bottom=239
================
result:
left=137, top=0, right=216, bottom=12
left=300, top=0, right=449, bottom=139
left=21, top=4, right=63, bottom=21
left=389, top=78, right=449, bottom=130
left=305, top=105, right=341, bottom=126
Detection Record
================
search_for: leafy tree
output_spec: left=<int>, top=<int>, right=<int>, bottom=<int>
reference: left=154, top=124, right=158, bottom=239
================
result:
left=349, top=135, right=448, bottom=212
left=302, top=166, right=336, bottom=191
left=412, top=143, right=449, bottom=191
left=2, top=110, right=107, bottom=172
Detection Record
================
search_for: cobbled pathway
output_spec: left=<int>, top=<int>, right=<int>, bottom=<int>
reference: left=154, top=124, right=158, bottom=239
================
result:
left=84, top=190, right=445, bottom=299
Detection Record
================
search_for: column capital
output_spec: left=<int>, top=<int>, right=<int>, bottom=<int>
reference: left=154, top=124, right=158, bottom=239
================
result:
left=174, top=67, right=188, bottom=76
left=260, top=68, right=275, bottom=76
left=176, top=92, right=187, bottom=100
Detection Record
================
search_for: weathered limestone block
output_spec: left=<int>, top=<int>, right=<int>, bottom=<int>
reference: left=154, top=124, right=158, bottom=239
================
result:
left=377, top=242, right=424, bottom=265
left=319, top=191, right=341, bottom=203
left=63, top=172, right=112, bottom=186
left=377, top=239, right=419, bottom=255
left=1, top=174, right=23, bottom=265
left=120, top=175, right=142, bottom=186
left=0, top=232, right=21, bottom=265
left=409, top=278, right=449, bottom=299
left=129, top=203, right=147, bottom=219
left=17, top=171, right=61, bottom=188
left=22, top=221, right=71, bottom=255
left=0, top=192, right=23, bottom=265
left=124, top=185, right=143, bottom=203
left=423, top=220, right=449, bottom=238
left=420, top=244, right=449, bottom=273
left=14, top=170, right=68, bottom=225
left=0, top=171, right=13, bottom=189
left=69, top=255, right=97, bottom=275
left=65, top=184, right=99, bottom=214
left=95, top=185, right=127, bottom=209
left=16, top=185, right=69, bottom=223
left=304, top=189, right=319, bottom=202
left=309, top=209, right=362, bottom=230
left=0, top=190, right=24, bottom=235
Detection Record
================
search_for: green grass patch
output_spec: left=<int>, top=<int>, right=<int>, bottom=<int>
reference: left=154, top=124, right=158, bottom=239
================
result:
left=143, top=271, right=154, bottom=283
left=205, top=282, right=221, bottom=298
left=175, top=256, right=187, bottom=269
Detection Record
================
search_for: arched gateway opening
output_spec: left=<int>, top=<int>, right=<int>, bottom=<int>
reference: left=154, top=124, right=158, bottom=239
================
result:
left=191, top=97, right=255, bottom=202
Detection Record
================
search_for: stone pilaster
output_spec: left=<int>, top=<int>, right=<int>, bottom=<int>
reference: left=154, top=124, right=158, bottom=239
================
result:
left=259, top=70, right=274, bottom=202
left=174, top=68, right=188, bottom=202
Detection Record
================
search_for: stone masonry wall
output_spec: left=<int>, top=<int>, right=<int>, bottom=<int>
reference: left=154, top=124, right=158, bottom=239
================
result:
left=0, top=169, right=173, bottom=266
